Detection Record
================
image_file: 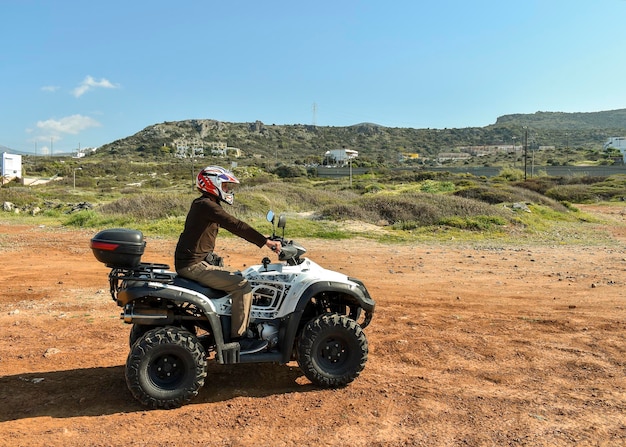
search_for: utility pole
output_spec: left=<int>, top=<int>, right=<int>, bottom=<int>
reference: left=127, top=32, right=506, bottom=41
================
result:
left=512, top=136, right=516, bottom=167
left=349, top=156, right=353, bottom=188
left=524, top=127, right=528, bottom=180
left=73, top=167, right=82, bottom=189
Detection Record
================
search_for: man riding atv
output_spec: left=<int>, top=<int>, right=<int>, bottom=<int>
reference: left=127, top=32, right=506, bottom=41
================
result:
left=175, top=166, right=281, bottom=354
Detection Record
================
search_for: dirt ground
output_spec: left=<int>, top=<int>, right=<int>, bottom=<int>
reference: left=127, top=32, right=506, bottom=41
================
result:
left=1, top=205, right=625, bottom=447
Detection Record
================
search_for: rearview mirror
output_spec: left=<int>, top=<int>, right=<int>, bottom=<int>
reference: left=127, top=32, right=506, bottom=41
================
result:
left=278, top=214, right=287, bottom=229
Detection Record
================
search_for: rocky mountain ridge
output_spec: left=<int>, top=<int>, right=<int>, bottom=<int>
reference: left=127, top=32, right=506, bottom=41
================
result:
left=96, top=109, right=626, bottom=162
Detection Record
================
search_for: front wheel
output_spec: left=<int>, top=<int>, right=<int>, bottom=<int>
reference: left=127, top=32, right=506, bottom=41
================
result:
left=125, top=326, right=207, bottom=409
left=297, top=313, right=368, bottom=388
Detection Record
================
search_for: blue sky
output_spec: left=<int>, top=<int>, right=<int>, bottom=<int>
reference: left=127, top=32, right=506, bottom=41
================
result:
left=1, top=0, right=625, bottom=154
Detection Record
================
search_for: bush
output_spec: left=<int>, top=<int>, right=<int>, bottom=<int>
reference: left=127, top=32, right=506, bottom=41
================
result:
left=99, top=193, right=192, bottom=220
left=322, top=191, right=508, bottom=227
left=419, top=180, right=455, bottom=193
left=495, top=167, right=525, bottom=181
left=437, top=215, right=507, bottom=231
left=545, top=184, right=598, bottom=203
left=248, top=182, right=359, bottom=212
left=63, top=210, right=122, bottom=227
left=590, top=184, right=626, bottom=201
left=514, top=178, right=558, bottom=195
left=454, top=186, right=515, bottom=204
left=362, top=195, right=441, bottom=225
left=0, top=187, right=39, bottom=207
left=273, top=165, right=307, bottom=178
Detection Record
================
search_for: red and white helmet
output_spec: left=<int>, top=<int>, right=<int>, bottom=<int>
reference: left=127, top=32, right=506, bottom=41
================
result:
left=196, top=166, right=240, bottom=205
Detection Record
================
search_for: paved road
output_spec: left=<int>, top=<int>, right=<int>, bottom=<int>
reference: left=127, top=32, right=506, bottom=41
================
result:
left=316, top=165, right=626, bottom=178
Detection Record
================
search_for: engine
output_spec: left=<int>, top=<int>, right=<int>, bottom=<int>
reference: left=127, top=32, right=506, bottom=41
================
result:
left=256, top=322, right=279, bottom=349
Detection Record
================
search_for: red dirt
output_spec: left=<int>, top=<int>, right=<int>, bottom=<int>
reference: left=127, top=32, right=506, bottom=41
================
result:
left=1, top=205, right=625, bottom=446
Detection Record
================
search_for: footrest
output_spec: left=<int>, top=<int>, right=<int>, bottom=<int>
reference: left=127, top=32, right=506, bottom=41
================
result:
left=221, top=342, right=240, bottom=364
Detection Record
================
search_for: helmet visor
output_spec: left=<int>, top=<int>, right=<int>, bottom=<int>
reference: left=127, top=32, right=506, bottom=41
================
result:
left=221, top=182, right=239, bottom=194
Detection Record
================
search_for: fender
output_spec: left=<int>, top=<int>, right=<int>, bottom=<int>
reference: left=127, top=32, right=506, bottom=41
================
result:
left=295, top=279, right=375, bottom=314
left=117, top=282, right=235, bottom=362
left=278, top=278, right=376, bottom=362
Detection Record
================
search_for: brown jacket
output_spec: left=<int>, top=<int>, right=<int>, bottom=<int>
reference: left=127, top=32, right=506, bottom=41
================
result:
left=174, top=194, right=267, bottom=270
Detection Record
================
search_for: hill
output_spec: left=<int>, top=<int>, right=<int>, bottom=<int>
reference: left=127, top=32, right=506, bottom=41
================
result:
left=95, top=109, right=626, bottom=164
left=494, top=108, right=626, bottom=130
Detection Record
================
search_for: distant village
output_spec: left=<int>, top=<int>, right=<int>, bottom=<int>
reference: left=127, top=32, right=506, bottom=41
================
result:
left=3, top=137, right=626, bottom=186
left=171, top=139, right=360, bottom=168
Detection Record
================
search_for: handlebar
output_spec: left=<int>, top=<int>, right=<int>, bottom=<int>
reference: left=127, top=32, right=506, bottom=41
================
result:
left=266, top=236, right=306, bottom=265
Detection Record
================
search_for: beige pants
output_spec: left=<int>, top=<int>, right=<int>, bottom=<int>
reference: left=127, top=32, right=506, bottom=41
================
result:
left=177, top=261, right=252, bottom=339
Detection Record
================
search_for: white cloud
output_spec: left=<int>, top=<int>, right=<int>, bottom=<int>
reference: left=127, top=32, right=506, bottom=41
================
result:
left=36, top=114, right=101, bottom=135
left=41, top=85, right=60, bottom=93
left=72, top=75, right=119, bottom=98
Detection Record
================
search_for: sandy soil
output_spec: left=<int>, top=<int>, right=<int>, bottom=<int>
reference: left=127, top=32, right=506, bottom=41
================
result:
left=0, top=205, right=625, bottom=446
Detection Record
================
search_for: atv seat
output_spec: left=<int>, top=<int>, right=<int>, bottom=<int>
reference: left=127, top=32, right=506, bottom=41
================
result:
left=172, top=276, right=226, bottom=299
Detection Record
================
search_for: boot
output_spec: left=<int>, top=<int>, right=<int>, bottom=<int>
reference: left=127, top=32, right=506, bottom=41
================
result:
left=233, top=337, right=268, bottom=355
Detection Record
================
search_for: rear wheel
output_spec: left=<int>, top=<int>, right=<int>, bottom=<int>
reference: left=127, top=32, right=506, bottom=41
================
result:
left=125, top=326, right=207, bottom=409
left=129, top=324, right=151, bottom=347
left=297, top=313, right=368, bottom=388
left=129, top=323, right=197, bottom=347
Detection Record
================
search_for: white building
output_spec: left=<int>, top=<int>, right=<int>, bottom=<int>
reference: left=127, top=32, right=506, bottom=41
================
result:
left=211, top=147, right=241, bottom=158
left=604, top=137, right=626, bottom=151
left=437, top=152, right=472, bottom=162
left=324, top=148, right=358, bottom=166
left=603, top=137, right=626, bottom=163
left=1, top=152, right=22, bottom=182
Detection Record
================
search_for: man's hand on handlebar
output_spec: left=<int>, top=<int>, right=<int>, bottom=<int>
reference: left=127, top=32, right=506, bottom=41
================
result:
left=265, top=239, right=282, bottom=253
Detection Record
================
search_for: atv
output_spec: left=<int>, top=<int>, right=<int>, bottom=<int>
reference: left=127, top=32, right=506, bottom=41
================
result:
left=90, top=211, right=375, bottom=408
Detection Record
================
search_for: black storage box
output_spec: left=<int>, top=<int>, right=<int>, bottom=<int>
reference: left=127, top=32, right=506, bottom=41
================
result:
left=90, top=228, right=146, bottom=268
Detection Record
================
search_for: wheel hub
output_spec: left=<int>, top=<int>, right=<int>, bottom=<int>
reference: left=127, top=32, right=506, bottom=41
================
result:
left=322, top=340, right=345, bottom=363
left=153, top=355, right=181, bottom=381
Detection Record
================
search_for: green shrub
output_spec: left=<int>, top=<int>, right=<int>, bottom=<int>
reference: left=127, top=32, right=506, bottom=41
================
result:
left=514, top=178, right=558, bottom=195
left=0, top=187, right=39, bottom=207
left=438, top=215, right=507, bottom=231
left=273, top=165, right=307, bottom=178
left=419, top=180, right=455, bottom=193
left=322, top=191, right=509, bottom=228
left=99, top=193, right=192, bottom=220
left=248, top=182, right=358, bottom=212
left=233, top=192, right=273, bottom=218
left=362, top=195, right=440, bottom=225
left=144, top=178, right=172, bottom=188
left=545, top=185, right=598, bottom=203
left=364, top=183, right=384, bottom=193
left=495, top=167, right=525, bottom=181
left=63, top=210, right=125, bottom=227
left=454, top=186, right=515, bottom=204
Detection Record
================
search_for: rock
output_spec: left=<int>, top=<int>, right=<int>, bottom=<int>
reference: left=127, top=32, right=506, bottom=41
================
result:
left=69, top=202, right=93, bottom=213
left=43, top=348, right=61, bottom=358
left=512, top=202, right=531, bottom=213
